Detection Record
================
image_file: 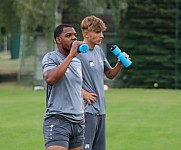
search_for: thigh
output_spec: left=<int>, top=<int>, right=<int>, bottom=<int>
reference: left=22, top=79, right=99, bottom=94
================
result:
left=46, top=145, right=67, bottom=150
left=43, top=117, right=71, bottom=149
left=69, top=146, right=83, bottom=150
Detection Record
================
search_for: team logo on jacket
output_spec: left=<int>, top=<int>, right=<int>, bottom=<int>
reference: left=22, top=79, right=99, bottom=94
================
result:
left=89, top=60, right=94, bottom=67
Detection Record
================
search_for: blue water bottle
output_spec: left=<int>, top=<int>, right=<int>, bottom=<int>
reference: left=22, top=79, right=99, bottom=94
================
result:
left=110, top=45, right=132, bottom=68
left=72, top=41, right=89, bottom=53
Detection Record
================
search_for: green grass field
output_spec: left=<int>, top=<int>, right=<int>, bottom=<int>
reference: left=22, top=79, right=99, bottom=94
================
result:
left=0, top=83, right=181, bottom=150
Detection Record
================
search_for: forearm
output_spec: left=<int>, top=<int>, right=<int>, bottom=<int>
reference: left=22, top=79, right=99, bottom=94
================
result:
left=105, top=61, right=123, bottom=79
left=82, top=89, right=87, bottom=99
left=44, top=55, right=73, bottom=85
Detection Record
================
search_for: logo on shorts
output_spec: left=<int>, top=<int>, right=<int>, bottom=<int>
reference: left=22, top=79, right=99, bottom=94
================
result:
left=49, top=124, right=54, bottom=139
left=85, top=144, right=90, bottom=149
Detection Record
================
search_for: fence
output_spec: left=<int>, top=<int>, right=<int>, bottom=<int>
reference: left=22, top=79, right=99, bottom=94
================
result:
left=0, top=0, right=180, bottom=88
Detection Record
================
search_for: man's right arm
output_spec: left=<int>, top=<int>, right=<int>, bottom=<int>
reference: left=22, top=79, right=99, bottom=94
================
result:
left=44, top=54, right=74, bottom=85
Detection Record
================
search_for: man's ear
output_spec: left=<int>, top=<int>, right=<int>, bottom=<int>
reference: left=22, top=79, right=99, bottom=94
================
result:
left=83, top=31, right=89, bottom=38
left=56, top=37, right=62, bottom=44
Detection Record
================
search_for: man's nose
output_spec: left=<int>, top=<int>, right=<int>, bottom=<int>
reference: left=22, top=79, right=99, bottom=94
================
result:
left=72, top=35, right=77, bottom=40
left=100, top=32, right=104, bottom=38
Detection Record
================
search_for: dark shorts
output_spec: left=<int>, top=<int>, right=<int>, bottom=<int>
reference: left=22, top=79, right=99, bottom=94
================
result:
left=43, top=116, right=85, bottom=149
left=84, top=113, right=106, bottom=150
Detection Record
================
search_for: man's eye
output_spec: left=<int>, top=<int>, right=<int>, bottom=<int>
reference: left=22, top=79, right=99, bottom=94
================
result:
left=66, top=34, right=71, bottom=37
left=65, top=33, right=77, bottom=37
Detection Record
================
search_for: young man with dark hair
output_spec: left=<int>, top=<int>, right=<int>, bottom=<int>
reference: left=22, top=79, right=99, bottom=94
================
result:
left=42, top=24, right=85, bottom=150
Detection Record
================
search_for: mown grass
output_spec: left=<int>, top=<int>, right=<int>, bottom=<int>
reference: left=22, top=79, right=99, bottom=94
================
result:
left=0, top=84, right=181, bottom=150
left=0, top=84, right=45, bottom=150
left=106, top=89, right=181, bottom=150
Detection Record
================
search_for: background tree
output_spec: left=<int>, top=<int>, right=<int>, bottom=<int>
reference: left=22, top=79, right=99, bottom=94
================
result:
left=0, top=0, right=20, bottom=57
left=111, top=0, right=181, bottom=89
left=1, top=0, right=180, bottom=88
left=14, top=0, right=54, bottom=45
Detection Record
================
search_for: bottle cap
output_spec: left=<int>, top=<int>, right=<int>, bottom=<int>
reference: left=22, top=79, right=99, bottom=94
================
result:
left=110, top=45, right=117, bottom=51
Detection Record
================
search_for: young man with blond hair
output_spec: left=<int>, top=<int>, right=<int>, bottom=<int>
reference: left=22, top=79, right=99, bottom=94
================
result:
left=77, top=16, right=130, bottom=150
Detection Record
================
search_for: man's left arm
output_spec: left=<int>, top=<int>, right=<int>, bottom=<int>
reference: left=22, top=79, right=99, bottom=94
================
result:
left=105, top=61, right=123, bottom=79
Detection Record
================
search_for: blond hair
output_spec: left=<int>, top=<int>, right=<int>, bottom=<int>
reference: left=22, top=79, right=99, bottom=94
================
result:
left=81, top=15, right=107, bottom=32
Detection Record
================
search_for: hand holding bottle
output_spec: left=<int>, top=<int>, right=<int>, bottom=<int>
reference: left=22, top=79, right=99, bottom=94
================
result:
left=110, top=45, right=132, bottom=68
left=72, top=40, right=89, bottom=53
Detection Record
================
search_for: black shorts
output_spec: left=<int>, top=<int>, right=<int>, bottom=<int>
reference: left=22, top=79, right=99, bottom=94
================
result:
left=43, top=116, right=85, bottom=149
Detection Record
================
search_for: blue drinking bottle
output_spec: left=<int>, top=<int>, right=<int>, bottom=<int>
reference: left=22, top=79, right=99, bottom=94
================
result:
left=110, top=45, right=132, bottom=68
left=72, top=41, right=89, bottom=53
